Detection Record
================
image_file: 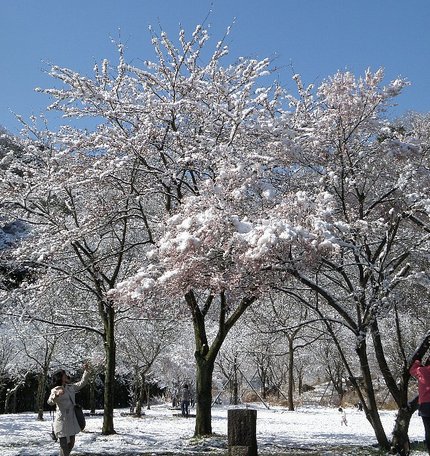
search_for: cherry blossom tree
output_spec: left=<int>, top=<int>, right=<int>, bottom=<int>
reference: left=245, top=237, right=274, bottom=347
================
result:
left=114, top=184, right=274, bottom=435
left=231, top=70, right=429, bottom=450
left=118, top=67, right=430, bottom=450
left=0, top=129, right=155, bottom=433
left=1, top=24, right=287, bottom=437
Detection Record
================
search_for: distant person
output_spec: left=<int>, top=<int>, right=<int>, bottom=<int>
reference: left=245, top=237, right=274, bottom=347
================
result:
left=181, top=384, right=191, bottom=417
left=47, top=365, right=90, bottom=456
left=171, top=388, right=178, bottom=408
left=410, top=357, right=430, bottom=455
left=338, top=407, right=348, bottom=426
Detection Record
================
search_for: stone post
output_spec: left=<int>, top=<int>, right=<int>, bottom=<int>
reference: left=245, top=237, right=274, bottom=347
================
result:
left=228, top=408, right=257, bottom=456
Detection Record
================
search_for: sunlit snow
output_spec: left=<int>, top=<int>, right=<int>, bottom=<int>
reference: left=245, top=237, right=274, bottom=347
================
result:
left=0, top=403, right=428, bottom=455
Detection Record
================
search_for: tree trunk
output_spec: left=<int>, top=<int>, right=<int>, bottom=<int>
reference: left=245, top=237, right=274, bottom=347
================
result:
left=0, top=384, right=4, bottom=413
left=356, top=340, right=390, bottom=450
left=258, top=365, right=269, bottom=400
left=5, top=381, right=22, bottom=414
left=297, top=368, right=303, bottom=396
left=89, top=377, right=96, bottom=414
left=36, top=372, right=47, bottom=420
left=195, top=354, right=215, bottom=436
left=390, top=403, right=415, bottom=456
left=371, top=319, right=414, bottom=454
left=146, top=382, right=151, bottom=410
left=231, top=359, right=239, bottom=405
left=287, top=338, right=295, bottom=411
left=185, top=290, right=256, bottom=438
left=135, top=373, right=144, bottom=417
left=389, top=331, right=430, bottom=452
left=102, top=306, right=116, bottom=435
left=4, top=390, right=12, bottom=414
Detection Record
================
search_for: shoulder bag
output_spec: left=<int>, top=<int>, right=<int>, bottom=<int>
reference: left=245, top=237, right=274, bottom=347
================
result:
left=67, top=388, right=86, bottom=431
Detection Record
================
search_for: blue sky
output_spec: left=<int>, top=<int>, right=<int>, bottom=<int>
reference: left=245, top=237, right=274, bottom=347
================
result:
left=1, top=0, right=429, bottom=133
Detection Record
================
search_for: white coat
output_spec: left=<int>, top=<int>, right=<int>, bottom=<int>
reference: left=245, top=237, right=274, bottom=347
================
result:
left=47, top=370, right=90, bottom=440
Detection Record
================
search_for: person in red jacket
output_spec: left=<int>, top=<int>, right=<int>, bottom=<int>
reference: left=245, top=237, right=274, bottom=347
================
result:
left=410, top=357, right=430, bottom=454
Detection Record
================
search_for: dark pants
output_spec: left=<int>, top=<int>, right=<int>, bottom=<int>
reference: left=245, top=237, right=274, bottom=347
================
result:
left=59, top=435, right=75, bottom=456
left=422, top=416, right=430, bottom=453
left=181, top=400, right=190, bottom=416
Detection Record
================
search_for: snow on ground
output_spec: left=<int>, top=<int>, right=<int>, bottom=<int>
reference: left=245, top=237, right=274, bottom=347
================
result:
left=0, top=403, right=428, bottom=455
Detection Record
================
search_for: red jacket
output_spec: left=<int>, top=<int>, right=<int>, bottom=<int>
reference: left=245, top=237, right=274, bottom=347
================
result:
left=410, top=360, right=430, bottom=404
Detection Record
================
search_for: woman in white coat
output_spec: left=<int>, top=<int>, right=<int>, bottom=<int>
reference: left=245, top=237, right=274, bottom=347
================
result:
left=47, top=366, right=90, bottom=456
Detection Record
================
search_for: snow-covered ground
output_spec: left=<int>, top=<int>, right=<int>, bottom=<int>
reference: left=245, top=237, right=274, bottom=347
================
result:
left=0, top=403, right=427, bottom=455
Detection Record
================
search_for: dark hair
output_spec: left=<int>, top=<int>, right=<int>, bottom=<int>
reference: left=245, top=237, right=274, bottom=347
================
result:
left=52, top=370, right=66, bottom=387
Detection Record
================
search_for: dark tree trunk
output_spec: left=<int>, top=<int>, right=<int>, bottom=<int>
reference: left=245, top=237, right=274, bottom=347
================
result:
left=370, top=318, right=418, bottom=454
left=89, top=377, right=96, bottom=414
left=356, top=339, right=390, bottom=450
left=102, top=305, right=116, bottom=435
left=135, top=372, right=146, bottom=417
left=230, top=358, right=239, bottom=405
left=5, top=377, right=26, bottom=414
left=146, top=382, right=151, bottom=410
left=287, top=338, right=295, bottom=411
left=5, top=384, right=18, bottom=414
left=297, top=368, right=303, bottom=396
left=185, top=290, right=256, bottom=438
left=195, top=355, right=215, bottom=436
left=258, top=364, right=269, bottom=400
left=390, top=402, right=416, bottom=456
left=388, top=329, right=430, bottom=454
left=36, top=372, right=47, bottom=420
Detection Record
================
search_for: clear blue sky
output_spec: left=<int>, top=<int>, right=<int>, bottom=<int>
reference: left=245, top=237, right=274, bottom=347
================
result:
left=1, top=0, right=429, bottom=133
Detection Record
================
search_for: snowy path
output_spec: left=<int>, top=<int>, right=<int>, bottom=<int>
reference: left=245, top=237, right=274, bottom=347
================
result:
left=0, top=404, right=428, bottom=455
